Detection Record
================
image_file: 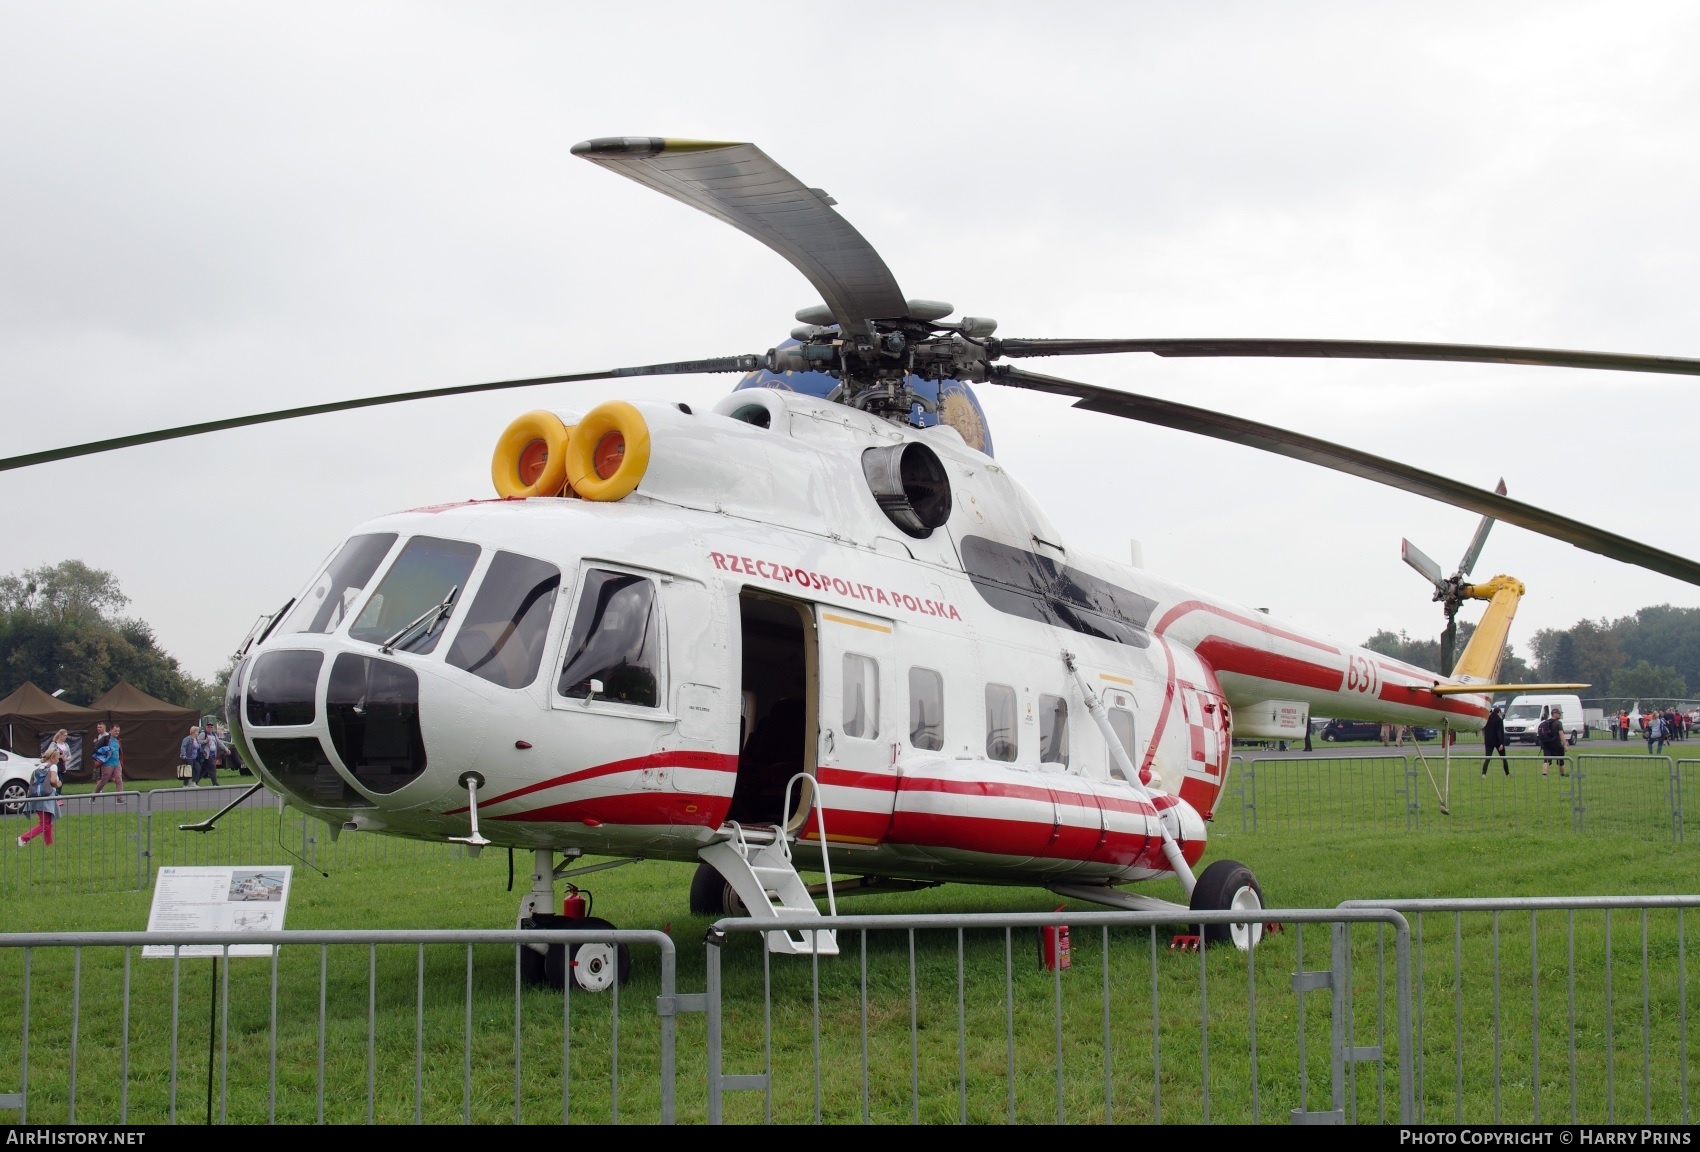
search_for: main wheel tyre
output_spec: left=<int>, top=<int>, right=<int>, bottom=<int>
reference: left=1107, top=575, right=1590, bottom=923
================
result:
left=1189, top=858, right=1265, bottom=950
left=0, top=780, right=26, bottom=816
left=689, top=861, right=748, bottom=916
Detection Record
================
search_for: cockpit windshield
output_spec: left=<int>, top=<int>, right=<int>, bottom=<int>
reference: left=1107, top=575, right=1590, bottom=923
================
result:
left=277, top=534, right=397, bottom=637
left=446, top=551, right=561, bottom=689
left=348, top=536, right=481, bottom=655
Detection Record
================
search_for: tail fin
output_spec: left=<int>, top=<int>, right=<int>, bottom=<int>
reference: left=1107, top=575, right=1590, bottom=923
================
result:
left=1450, top=574, right=1526, bottom=682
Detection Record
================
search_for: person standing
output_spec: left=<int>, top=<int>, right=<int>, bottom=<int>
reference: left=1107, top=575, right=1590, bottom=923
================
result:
left=1482, top=706, right=1510, bottom=775
left=92, top=724, right=124, bottom=793
left=49, top=728, right=72, bottom=776
left=1538, top=709, right=1568, bottom=776
left=17, top=745, right=63, bottom=847
left=1648, top=712, right=1667, bottom=756
left=178, top=725, right=199, bottom=786
left=197, top=727, right=219, bottom=786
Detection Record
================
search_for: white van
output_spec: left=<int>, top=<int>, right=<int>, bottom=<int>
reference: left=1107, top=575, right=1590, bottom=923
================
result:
left=1502, top=694, right=1585, bottom=745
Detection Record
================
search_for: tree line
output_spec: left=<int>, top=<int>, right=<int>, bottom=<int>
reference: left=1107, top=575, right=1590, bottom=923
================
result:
left=1364, top=604, right=1700, bottom=704
left=0, top=560, right=224, bottom=715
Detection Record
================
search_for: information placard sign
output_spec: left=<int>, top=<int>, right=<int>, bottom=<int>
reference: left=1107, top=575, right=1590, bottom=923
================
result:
left=143, top=865, right=293, bottom=958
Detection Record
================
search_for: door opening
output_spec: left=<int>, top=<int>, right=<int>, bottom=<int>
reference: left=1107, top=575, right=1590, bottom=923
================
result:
left=727, top=593, right=817, bottom=826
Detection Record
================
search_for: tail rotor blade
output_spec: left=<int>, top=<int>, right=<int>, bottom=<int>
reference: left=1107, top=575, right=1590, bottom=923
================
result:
left=1440, top=617, right=1458, bottom=675
left=1402, top=538, right=1447, bottom=590
left=1455, top=478, right=1508, bottom=578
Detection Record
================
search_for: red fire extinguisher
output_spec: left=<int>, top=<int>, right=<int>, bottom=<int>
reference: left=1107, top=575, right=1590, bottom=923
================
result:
left=562, top=885, right=588, bottom=920
left=1039, top=905, right=1072, bottom=971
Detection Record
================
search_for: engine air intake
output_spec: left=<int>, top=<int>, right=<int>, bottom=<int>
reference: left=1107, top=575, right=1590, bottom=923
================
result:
left=861, top=442, right=952, bottom=538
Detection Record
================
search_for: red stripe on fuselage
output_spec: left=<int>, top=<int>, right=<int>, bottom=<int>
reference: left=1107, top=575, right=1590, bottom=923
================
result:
left=450, top=749, right=738, bottom=814
left=1377, top=682, right=1491, bottom=720
left=1193, top=637, right=1342, bottom=692
left=895, top=774, right=1157, bottom=817
left=502, top=791, right=733, bottom=828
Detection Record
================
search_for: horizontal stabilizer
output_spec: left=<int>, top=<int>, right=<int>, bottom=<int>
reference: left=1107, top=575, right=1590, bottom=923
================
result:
left=1426, top=682, right=1590, bottom=696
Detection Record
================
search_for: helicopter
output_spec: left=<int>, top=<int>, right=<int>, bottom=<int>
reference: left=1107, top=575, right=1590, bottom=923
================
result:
left=10, top=135, right=1700, bottom=987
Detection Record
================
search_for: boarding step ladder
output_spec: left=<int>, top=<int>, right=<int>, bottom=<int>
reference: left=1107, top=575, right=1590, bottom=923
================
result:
left=699, top=811, right=839, bottom=956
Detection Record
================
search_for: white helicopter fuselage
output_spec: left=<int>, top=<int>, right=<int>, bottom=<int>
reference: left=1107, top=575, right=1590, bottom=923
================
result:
left=227, top=386, right=1490, bottom=890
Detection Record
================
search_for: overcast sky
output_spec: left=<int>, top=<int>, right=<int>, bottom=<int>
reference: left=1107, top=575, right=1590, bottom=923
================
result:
left=3, top=1, right=1699, bottom=680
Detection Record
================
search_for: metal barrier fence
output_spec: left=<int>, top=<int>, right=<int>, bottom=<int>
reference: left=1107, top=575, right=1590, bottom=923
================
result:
left=6, top=899, right=1697, bottom=1124
left=0, top=928, right=679, bottom=1124
left=702, top=908, right=1413, bottom=1125
left=1234, top=752, right=1696, bottom=841
left=1338, top=896, right=1700, bottom=1125
left=1, top=785, right=468, bottom=893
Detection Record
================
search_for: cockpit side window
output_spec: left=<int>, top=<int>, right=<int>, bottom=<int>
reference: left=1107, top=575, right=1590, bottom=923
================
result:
left=446, top=551, right=561, bottom=689
left=347, top=536, right=481, bottom=655
left=557, top=570, right=661, bottom=706
left=278, top=533, right=398, bottom=636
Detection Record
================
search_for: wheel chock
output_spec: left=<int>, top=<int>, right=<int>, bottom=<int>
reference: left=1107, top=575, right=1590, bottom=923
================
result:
left=1170, top=933, right=1202, bottom=952
left=1265, top=921, right=1284, bottom=934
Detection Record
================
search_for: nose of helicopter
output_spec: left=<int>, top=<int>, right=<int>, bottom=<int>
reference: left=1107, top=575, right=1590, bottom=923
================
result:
left=228, top=637, right=493, bottom=820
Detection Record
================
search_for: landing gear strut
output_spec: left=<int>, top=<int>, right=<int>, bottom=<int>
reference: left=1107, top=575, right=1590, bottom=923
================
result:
left=517, top=848, right=636, bottom=991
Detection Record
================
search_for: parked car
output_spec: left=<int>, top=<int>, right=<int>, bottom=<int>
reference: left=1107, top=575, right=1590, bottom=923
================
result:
left=0, top=747, right=45, bottom=816
left=1320, top=719, right=1439, bottom=742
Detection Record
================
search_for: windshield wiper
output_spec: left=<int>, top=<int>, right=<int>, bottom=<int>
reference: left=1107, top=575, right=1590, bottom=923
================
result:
left=381, top=585, right=459, bottom=654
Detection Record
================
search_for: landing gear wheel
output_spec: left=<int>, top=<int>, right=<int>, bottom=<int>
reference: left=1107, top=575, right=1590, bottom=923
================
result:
left=689, top=861, right=747, bottom=916
left=566, top=916, right=631, bottom=991
left=520, top=913, right=568, bottom=988
left=518, top=937, right=548, bottom=987
left=1190, top=859, right=1265, bottom=951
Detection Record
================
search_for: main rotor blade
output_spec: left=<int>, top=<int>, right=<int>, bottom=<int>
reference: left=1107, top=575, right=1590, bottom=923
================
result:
left=572, top=137, right=908, bottom=335
left=992, top=337, right=1700, bottom=378
left=1401, top=538, right=1446, bottom=590
left=1455, top=478, right=1508, bottom=578
left=0, top=355, right=759, bottom=473
left=989, top=366, right=1700, bottom=588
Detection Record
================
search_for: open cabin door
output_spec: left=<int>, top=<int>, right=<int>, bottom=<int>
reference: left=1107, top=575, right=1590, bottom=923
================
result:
left=808, top=605, right=901, bottom=847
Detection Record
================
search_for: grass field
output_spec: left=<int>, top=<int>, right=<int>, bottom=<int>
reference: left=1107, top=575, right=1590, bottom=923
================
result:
left=2, top=756, right=1698, bottom=1124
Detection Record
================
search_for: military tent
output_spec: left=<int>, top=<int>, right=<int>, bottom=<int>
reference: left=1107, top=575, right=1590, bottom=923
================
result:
left=87, top=681, right=201, bottom=781
left=0, top=681, right=101, bottom=779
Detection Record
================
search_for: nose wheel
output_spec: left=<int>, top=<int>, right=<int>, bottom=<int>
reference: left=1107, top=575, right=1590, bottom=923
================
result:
left=517, top=849, right=633, bottom=992
left=522, top=911, right=633, bottom=991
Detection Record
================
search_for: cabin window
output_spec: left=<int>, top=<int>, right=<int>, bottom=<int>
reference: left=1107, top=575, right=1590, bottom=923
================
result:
left=1040, top=694, right=1070, bottom=766
left=246, top=650, right=324, bottom=727
left=446, top=551, right=561, bottom=689
left=278, top=533, right=397, bottom=636
left=1107, top=707, right=1137, bottom=780
left=986, top=684, right=1017, bottom=762
left=348, top=536, right=481, bottom=654
left=558, top=570, right=661, bottom=706
left=842, top=653, right=880, bottom=739
left=909, top=667, right=944, bottom=751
